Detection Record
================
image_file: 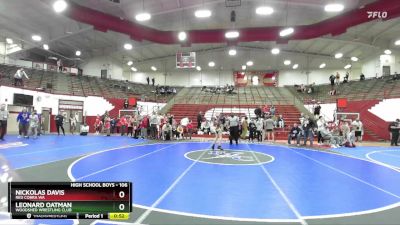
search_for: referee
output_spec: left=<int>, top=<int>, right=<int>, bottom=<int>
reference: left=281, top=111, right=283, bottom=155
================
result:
left=228, top=114, right=240, bottom=145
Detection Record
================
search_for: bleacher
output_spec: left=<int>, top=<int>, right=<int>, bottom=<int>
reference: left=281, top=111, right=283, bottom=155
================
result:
left=289, top=76, right=400, bottom=103
left=0, top=63, right=180, bottom=102
left=166, top=86, right=301, bottom=140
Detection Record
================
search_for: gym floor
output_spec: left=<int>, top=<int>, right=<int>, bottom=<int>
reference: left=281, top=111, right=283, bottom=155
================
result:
left=1, top=135, right=400, bottom=225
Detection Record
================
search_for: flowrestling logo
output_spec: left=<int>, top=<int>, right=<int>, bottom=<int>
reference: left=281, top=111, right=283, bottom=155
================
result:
left=185, top=149, right=274, bottom=165
left=367, top=11, right=388, bottom=19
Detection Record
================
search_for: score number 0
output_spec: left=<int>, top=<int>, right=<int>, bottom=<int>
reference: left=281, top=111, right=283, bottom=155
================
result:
left=119, top=191, right=126, bottom=211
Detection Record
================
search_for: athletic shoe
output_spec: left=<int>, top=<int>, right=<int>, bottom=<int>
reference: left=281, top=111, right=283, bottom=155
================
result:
left=211, top=144, right=215, bottom=150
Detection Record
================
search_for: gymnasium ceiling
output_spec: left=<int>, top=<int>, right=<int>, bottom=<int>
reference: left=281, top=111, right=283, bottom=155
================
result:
left=1, top=0, right=400, bottom=72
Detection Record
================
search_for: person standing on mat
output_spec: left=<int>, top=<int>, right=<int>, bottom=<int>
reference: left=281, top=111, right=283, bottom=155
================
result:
left=211, top=122, right=224, bottom=154
left=228, top=114, right=239, bottom=145
left=17, top=108, right=30, bottom=138
left=29, top=110, right=39, bottom=139
left=0, top=104, right=9, bottom=141
left=390, top=119, right=400, bottom=146
left=55, top=112, right=65, bottom=136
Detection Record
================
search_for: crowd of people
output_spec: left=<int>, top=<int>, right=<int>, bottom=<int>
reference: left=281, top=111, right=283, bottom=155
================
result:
left=1, top=101, right=400, bottom=148
left=201, top=84, right=235, bottom=94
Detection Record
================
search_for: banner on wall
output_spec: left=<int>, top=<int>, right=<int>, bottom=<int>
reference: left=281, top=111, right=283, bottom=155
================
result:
left=233, top=71, right=279, bottom=87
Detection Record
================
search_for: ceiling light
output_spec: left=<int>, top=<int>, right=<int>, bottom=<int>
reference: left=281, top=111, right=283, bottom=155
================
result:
left=135, top=12, right=151, bottom=21
left=351, top=56, right=359, bottom=62
left=195, top=9, right=212, bottom=18
left=334, top=53, right=343, bottom=59
left=242, top=65, right=247, bottom=70
left=246, top=61, right=254, bottom=66
left=131, top=67, right=137, bottom=72
left=124, top=43, right=132, bottom=50
left=43, top=44, right=49, bottom=50
left=283, top=60, right=291, bottom=65
left=384, top=49, right=392, bottom=55
left=395, top=40, right=400, bottom=46
left=292, top=64, right=299, bottom=69
left=208, top=61, right=215, bottom=67
left=127, top=61, right=133, bottom=66
left=178, top=31, right=187, bottom=41
left=225, top=31, right=239, bottom=39
left=319, top=63, right=326, bottom=69
left=196, top=66, right=201, bottom=71
left=255, top=6, right=274, bottom=15
left=344, top=64, right=352, bottom=69
left=53, top=0, right=68, bottom=13
left=32, top=35, right=42, bottom=42
left=151, top=66, right=157, bottom=71
left=271, top=48, right=280, bottom=55
left=279, top=27, right=294, bottom=37
left=75, top=50, right=81, bottom=56
left=5, top=38, right=13, bottom=44
left=228, top=49, right=237, bottom=56
left=324, top=3, right=344, bottom=12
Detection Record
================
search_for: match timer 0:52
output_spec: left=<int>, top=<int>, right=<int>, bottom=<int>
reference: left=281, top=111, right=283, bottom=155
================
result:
left=109, top=212, right=129, bottom=220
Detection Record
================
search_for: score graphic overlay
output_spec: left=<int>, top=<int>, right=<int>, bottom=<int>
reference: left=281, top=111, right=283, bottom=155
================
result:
left=8, top=182, right=132, bottom=220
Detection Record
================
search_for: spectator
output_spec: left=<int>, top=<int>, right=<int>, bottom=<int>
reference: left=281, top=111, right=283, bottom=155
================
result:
left=110, top=117, right=116, bottom=134
left=255, top=117, right=264, bottom=142
left=17, top=108, right=30, bottom=138
left=57, top=59, right=63, bottom=72
left=176, top=125, right=184, bottom=140
left=254, top=106, right=262, bottom=119
left=316, top=116, right=325, bottom=144
left=240, top=117, right=248, bottom=139
left=329, top=74, right=335, bottom=86
left=201, top=120, right=211, bottom=135
left=80, top=123, right=89, bottom=136
left=69, top=114, right=77, bottom=135
left=335, top=72, right=340, bottom=85
left=185, top=120, right=193, bottom=140
left=152, top=77, right=155, bottom=86
left=14, top=68, right=29, bottom=87
left=146, top=77, right=150, bottom=85
left=288, top=123, right=301, bottom=146
left=360, top=73, right=365, bottom=81
left=390, top=119, right=400, bottom=146
left=392, top=72, right=399, bottom=80
left=123, top=99, right=129, bottom=109
left=277, top=115, right=285, bottom=128
left=302, top=116, right=315, bottom=146
left=149, top=112, right=159, bottom=139
left=249, top=118, right=256, bottom=143
left=351, top=118, right=363, bottom=142
left=329, top=89, right=337, bottom=96
left=104, top=116, right=111, bottom=137
left=314, top=103, right=321, bottom=117
left=120, top=115, right=127, bottom=136
left=94, top=115, right=102, bottom=135
left=0, top=104, right=9, bottom=141
left=270, top=105, right=276, bottom=116
left=55, top=112, right=65, bottom=136
left=264, top=115, right=275, bottom=142
left=343, top=72, right=349, bottom=83
left=162, top=122, right=172, bottom=140
left=140, top=115, right=149, bottom=139
left=197, top=112, right=203, bottom=129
